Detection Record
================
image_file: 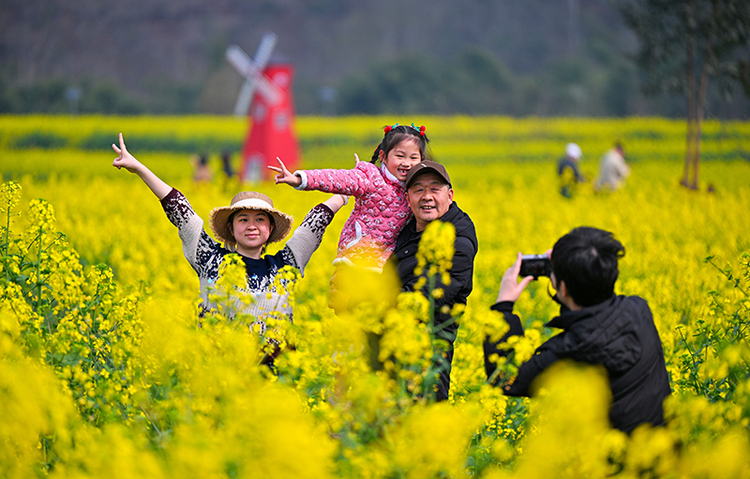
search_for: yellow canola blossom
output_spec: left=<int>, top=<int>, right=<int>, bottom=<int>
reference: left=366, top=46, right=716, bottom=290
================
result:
left=2, top=115, right=750, bottom=478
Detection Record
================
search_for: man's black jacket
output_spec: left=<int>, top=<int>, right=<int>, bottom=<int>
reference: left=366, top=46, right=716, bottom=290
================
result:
left=393, top=201, right=478, bottom=401
left=484, top=295, right=672, bottom=433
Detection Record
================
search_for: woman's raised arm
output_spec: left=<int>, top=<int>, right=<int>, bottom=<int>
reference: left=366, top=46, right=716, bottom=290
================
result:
left=112, top=132, right=172, bottom=200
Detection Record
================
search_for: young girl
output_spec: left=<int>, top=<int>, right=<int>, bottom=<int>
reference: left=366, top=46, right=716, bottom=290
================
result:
left=111, top=133, right=346, bottom=331
left=269, top=123, right=429, bottom=271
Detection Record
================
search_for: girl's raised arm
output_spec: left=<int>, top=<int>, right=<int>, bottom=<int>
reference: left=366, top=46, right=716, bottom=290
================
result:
left=268, top=157, right=302, bottom=187
left=112, top=133, right=172, bottom=200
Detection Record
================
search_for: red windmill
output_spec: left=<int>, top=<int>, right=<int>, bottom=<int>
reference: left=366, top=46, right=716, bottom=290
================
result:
left=225, top=33, right=300, bottom=182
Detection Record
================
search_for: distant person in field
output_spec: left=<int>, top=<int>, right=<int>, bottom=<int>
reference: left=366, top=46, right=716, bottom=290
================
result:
left=112, top=132, right=346, bottom=336
left=483, top=227, right=671, bottom=433
left=270, top=123, right=429, bottom=311
left=594, top=143, right=630, bottom=192
left=557, top=143, right=585, bottom=199
left=192, top=153, right=212, bottom=183
left=221, top=149, right=234, bottom=179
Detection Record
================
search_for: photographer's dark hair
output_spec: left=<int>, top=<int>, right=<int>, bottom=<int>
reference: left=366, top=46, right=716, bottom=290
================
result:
left=371, top=124, right=430, bottom=163
left=551, top=227, right=625, bottom=307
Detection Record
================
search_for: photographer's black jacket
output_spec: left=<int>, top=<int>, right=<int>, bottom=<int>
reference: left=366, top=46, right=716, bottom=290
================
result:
left=484, top=295, right=672, bottom=433
left=393, top=201, right=478, bottom=401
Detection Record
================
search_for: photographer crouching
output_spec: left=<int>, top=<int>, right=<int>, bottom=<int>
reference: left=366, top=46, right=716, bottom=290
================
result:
left=483, top=226, right=671, bottom=433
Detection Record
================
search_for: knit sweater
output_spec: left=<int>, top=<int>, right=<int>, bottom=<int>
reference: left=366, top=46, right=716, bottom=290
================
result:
left=296, top=161, right=411, bottom=270
left=161, top=188, right=334, bottom=331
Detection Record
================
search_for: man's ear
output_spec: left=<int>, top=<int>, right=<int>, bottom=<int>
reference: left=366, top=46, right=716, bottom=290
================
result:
left=448, top=187, right=454, bottom=202
left=556, top=280, right=580, bottom=310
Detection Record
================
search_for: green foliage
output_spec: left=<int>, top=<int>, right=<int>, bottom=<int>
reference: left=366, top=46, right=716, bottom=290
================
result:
left=78, top=82, right=144, bottom=114
left=12, top=132, right=68, bottom=149
left=675, top=253, right=750, bottom=407
left=446, top=49, right=516, bottom=114
left=78, top=132, right=241, bottom=154
left=338, top=54, right=443, bottom=114
left=0, top=78, right=15, bottom=113
left=338, top=49, right=520, bottom=115
left=0, top=78, right=145, bottom=114
left=604, top=61, right=639, bottom=116
left=618, top=0, right=750, bottom=97
left=13, top=79, right=72, bottom=113
left=335, top=47, right=653, bottom=116
left=0, top=181, right=147, bottom=428
left=5, top=128, right=242, bottom=154
left=145, top=82, right=204, bottom=114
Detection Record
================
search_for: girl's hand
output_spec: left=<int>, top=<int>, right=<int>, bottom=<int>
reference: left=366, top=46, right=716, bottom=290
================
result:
left=112, top=133, right=142, bottom=174
left=268, top=157, right=302, bottom=187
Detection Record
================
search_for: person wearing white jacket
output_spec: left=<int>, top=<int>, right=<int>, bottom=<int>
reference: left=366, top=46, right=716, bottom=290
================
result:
left=595, top=143, right=631, bottom=192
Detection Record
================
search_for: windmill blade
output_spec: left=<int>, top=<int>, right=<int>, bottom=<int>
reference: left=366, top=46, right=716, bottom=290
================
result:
left=251, top=33, right=283, bottom=106
left=226, top=44, right=256, bottom=78
left=233, top=79, right=257, bottom=116
left=255, top=75, right=284, bottom=105
left=226, top=45, right=261, bottom=115
left=253, top=32, right=277, bottom=71
left=226, top=33, right=276, bottom=85
left=225, top=33, right=284, bottom=113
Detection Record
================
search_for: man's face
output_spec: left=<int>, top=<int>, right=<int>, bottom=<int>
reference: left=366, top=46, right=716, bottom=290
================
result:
left=405, top=172, right=453, bottom=232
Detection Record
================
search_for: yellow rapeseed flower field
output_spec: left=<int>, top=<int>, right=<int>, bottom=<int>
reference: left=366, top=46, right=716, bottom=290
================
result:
left=1, top=115, right=750, bottom=478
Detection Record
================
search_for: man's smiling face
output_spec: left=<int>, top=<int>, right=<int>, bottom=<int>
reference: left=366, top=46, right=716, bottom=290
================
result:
left=405, top=172, right=453, bottom=232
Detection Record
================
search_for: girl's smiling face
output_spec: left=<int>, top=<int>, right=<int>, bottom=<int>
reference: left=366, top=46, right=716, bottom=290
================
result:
left=381, top=138, right=422, bottom=182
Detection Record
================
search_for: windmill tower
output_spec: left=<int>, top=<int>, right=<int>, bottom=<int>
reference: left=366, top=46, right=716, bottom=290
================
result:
left=226, top=33, right=300, bottom=182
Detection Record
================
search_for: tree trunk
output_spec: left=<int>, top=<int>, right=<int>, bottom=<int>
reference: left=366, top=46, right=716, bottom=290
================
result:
left=683, top=34, right=697, bottom=188
left=694, top=51, right=710, bottom=189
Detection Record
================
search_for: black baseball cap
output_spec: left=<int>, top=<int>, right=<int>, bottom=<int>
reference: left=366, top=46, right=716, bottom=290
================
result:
left=405, top=160, right=452, bottom=189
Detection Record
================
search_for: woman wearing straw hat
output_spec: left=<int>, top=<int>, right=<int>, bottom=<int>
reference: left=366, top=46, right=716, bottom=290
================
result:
left=112, top=133, right=347, bottom=330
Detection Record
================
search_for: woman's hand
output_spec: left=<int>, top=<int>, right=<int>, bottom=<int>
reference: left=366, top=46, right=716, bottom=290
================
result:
left=268, top=157, right=302, bottom=187
left=323, top=194, right=349, bottom=213
left=111, top=132, right=172, bottom=200
left=112, top=133, right=143, bottom=174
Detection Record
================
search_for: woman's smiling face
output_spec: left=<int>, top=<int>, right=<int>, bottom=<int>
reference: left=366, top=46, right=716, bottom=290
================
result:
left=230, top=209, right=274, bottom=257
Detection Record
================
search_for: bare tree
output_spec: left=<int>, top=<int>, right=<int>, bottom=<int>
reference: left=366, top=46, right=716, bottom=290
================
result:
left=618, top=0, right=750, bottom=189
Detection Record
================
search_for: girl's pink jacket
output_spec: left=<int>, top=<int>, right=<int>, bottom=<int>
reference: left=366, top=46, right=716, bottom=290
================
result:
left=296, top=161, right=411, bottom=270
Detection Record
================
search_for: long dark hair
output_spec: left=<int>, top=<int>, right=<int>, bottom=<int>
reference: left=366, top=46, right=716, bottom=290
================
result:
left=371, top=124, right=430, bottom=164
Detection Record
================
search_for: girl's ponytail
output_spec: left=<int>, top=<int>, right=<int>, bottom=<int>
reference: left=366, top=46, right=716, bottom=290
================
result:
left=371, top=145, right=383, bottom=163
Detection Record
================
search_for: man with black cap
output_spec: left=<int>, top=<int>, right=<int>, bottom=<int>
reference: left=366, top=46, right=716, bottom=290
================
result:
left=392, top=160, right=478, bottom=401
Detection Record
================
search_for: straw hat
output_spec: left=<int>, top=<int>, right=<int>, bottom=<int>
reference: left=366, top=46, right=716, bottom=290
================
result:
left=209, top=192, right=293, bottom=245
